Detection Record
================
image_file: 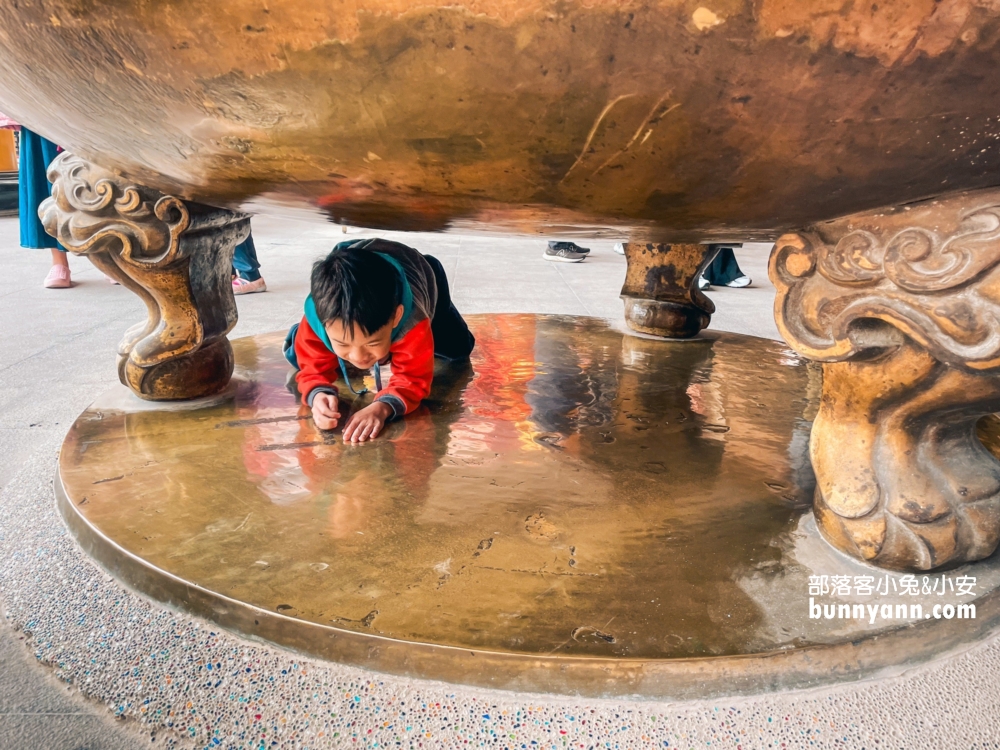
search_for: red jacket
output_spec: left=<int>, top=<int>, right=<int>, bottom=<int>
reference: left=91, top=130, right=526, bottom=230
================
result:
left=293, top=316, right=435, bottom=418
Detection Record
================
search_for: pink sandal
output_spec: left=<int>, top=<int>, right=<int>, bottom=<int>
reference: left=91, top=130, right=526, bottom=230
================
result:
left=43, top=264, right=72, bottom=289
left=233, top=276, right=267, bottom=295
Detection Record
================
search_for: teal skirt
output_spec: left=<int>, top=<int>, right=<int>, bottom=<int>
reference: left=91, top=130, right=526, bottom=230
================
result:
left=18, top=128, right=61, bottom=250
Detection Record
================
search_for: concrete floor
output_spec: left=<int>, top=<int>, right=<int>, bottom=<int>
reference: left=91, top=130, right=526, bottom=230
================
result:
left=21, top=213, right=986, bottom=749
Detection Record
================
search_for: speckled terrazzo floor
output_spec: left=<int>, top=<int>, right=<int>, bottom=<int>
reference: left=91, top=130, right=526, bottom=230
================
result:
left=4, top=218, right=1000, bottom=748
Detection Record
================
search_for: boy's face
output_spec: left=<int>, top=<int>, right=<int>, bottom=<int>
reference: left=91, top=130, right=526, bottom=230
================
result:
left=325, top=304, right=405, bottom=369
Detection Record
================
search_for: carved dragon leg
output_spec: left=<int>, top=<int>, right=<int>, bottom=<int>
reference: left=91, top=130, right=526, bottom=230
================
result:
left=620, top=242, right=718, bottom=338
left=41, top=153, right=250, bottom=400
left=771, top=188, right=1000, bottom=570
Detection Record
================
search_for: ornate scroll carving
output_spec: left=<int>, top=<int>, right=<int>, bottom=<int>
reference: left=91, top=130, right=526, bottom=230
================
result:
left=771, top=188, right=1000, bottom=570
left=620, top=243, right=718, bottom=338
left=772, top=195, right=1000, bottom=368
left=41, top=153, right=250, bottom=400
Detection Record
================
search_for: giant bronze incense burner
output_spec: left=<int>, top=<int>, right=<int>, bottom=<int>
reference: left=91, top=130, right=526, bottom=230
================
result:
left=3, top=0, right=1000, bottom=573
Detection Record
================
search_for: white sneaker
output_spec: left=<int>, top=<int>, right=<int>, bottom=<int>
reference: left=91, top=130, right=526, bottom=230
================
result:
left=725, top=275, right=751, bottom=288
left=697, top=276, right=710, bottom=291
left=613, top=242, right=626, bottom=255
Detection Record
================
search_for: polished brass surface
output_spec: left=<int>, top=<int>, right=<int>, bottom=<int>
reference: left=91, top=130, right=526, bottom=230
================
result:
left=3, top=3, right=1000, bottom=238
left=58, top=315, right=1000, bottom=696
left=771, top=187, right=1000, bottom=571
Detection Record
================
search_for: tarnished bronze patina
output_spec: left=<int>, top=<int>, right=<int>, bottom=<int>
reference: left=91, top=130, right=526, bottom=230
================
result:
left=41, top=153, right=249, bottom=399
left=0, top=2, right=999, bottom=239
left=620, top=242, right=717, bottom=337
left=771, top=187, right=1000, bottom=571
left=56, top=316, right=1000, bottom=697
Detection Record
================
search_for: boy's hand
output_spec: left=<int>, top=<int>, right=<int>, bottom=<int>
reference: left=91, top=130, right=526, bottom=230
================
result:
left=311, top=392, right=340, bottom=430
left=342, top=401, right=393, bottom=443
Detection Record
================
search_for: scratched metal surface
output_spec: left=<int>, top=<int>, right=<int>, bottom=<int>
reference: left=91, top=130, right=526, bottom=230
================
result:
left=3, top=2, right=1000, bottom=239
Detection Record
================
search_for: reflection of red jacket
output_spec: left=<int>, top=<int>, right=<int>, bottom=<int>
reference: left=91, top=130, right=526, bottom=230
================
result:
left=293, top=316, right=435, bottom=418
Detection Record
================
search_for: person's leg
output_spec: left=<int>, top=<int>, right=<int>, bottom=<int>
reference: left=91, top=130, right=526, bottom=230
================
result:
left=232, top=232, right=266, bottom=294
left=19, top=129, right=71, bottom=287
left=703, top=246, right=750, bottom=287
left=424, top=254, right=475, bottom=359
left=232, top=234, right=261, bottom=281
left=18, top=131, right=59, bottom=248
left=703, top=247, right=736, bottom=285
left=50, top=248, right=67, bottom=267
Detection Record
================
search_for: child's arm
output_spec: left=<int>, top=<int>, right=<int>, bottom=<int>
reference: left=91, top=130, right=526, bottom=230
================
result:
left=375, top=319, right=435, bottom=418
left=293, top=317, right=341, bottom=407
left=340, top=322, right=434, bottom=442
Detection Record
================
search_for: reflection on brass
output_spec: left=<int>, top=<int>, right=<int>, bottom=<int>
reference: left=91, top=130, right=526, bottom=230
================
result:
left=3, top=3, right=1000, bottom=239
left=771, top=188, right=1000, bottom=571
left=41, top=154, right=250, bottom=400
left=620, top=243, right=717, bottom=338
left=57, top=315, right=1000, bottom=697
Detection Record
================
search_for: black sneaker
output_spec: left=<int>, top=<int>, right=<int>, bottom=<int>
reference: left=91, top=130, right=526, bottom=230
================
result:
left=544, top=241, right=590, bottom=262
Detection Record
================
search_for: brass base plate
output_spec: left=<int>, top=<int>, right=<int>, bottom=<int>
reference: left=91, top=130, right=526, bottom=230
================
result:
left=57, top=315, right=1000, bottom=698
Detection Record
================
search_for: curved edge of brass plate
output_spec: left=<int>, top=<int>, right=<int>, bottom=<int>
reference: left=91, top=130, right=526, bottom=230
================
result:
left=54, top=464, right=1000, bottom=700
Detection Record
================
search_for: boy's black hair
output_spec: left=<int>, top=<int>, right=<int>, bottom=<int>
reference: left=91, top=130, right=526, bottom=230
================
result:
left=311, top=246, right=400, bottom=337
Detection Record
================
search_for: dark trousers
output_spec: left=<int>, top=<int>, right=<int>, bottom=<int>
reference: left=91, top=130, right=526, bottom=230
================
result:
left=424, top=254, right=475, bottom=360
left=704, top=246, right=744, bottom=286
